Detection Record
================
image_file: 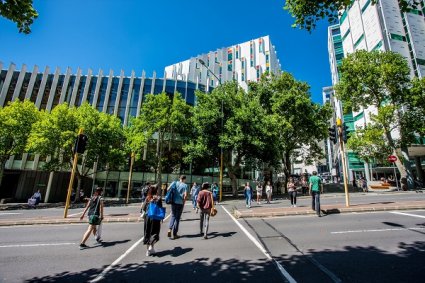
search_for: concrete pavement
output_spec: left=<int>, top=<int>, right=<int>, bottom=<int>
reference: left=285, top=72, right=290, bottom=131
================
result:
left=0, top=191, right=424, bottom=226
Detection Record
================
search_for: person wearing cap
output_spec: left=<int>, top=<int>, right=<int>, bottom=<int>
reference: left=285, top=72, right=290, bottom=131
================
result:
left=167, top=175, right=188, bottom=239
left=79, top=187, right=104, bottom=249
left=197, top=182, right=213, bottom=239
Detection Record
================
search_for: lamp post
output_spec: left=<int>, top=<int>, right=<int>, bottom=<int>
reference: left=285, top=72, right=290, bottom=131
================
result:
left=198, top=59, right=224, bottom=202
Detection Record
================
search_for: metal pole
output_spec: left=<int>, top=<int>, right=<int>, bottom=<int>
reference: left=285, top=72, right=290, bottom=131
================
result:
left=219, top=99, right=223, bottom=203
left=126, top=152, right=135, bottom=204
left=64, top=128, right=83, bottom=218
left=337, top=119, right=350, bottom=207
left=393, top=162, right=399, bottom=190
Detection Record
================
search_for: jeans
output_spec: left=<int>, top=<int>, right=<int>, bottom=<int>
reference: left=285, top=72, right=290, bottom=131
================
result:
left=289, top=191, right=297, bottom=205
left=168, top=203, right=184, bottom=236
left=200, top=208, right=211, bottom=236
left=311, top=191, right=321, bottom=215
left=245, top=193, right=252, bottom=207
left=192, top=196, right=197, bottom=209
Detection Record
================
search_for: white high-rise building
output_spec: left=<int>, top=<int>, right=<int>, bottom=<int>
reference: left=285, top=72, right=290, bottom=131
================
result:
left=164, top=35, right=281, bottom=90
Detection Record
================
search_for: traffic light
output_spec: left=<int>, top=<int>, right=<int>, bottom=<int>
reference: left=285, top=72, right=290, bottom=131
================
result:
left=342, top=123, right=350, bottom=143
left=74, top=134, right=88, bottom=154
left=328, top=125, right=337, bottom=144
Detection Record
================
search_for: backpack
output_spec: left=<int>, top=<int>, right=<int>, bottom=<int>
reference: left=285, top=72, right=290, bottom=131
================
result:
left=165, top=181, right=178, bottom=204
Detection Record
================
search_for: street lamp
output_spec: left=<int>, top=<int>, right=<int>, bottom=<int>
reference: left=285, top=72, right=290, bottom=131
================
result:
left=197, top=59, right=224, bottom=202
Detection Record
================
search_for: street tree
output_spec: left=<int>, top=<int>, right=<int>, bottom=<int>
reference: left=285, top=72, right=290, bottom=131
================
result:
left=185, top=82, right=271, bottom=196
left=0, top=0, right=38, bottom=34
left=251, top=72, right=332, bottom=191
left=0, top=100, right=39, bottom=187
left=131, top=92, right=191, bottom=188
left=335, top=50, right=417, bottom=188
left=284, top=0, right=418, bottom=32
left=28, top=102, right=125, bottom=197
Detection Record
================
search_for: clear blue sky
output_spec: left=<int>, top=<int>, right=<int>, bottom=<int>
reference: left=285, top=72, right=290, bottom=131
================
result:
left=0, top=0, right=331, bottom=103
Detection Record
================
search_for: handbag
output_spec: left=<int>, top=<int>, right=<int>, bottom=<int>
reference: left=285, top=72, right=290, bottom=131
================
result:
left=210, top=192, right=218, bottom=217
left=88, top=197, right=102, bottom=225
left=147, top=201, right=166, bottom=220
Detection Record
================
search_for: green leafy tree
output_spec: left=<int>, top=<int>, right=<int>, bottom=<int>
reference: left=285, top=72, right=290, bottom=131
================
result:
left=28, top=102, right=126, bottom=196
left=0, top=100, right=39, bottom=187
left=0, top=0, right=38, bottom=34
left=335, top=50, right=417, bottom=188
left=185, top=82, right=271, bottom=196
left=131, top=92, right=191, bottom=187
left=251, top=72, right=331, bottom=190
left=284, top=0, right=418, bottom=32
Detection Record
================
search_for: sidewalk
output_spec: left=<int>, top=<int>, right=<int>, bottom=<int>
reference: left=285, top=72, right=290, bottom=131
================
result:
left=1, top=192, right=424, bottom=225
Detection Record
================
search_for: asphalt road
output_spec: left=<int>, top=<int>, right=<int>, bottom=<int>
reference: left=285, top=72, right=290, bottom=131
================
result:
left=0, top=200, right=424, bottom=282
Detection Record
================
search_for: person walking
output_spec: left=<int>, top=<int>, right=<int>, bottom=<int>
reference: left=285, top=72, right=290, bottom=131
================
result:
left=79, top=187, right=104, bottom=249
left=287, top=177, right=297, bottom=207
left=301, top=176, right=309, bottom=195
left=244, top=182, right=252, bottom=208
left=167, top=175, right=188, bottom=240
left=190, top=182, right=200, bottom=212
left=265, top=181, right=272, bottom=204
left=143, top=184, right=163, bottom=256
left=211, top=182, right=219, bottom=204
left=309, top=171, right=323, bottom=217
left=197, top=182, right=213, bottom=239
left=256, top=182, right=263, bottom=204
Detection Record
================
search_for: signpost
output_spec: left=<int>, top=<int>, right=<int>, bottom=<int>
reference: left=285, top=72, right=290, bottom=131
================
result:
left=387, top=155, right=397, bottom=163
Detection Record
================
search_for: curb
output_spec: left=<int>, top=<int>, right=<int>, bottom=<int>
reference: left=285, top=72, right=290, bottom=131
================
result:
left=234, top=204, right=425, bottom=218
left=0, top=217, right=142, bottom=227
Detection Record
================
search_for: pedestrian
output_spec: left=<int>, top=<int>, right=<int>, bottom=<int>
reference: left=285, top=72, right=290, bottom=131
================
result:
left=79, top=189, right=85, bottom=202
left=79, top=187, right=104, bottom=249
left=361, top=177, right=368, bottom=193
left=143, top=184, right=163, bottom=256
left=309, top=171, right=323, bottom=217
left=197, top=182, right=213, bottom=239
left=32, top=189, right=42, bottom=208
left=211, top=183, right=219, bottom=204
left=287, top=177, right=297, bottom=207
left=244, top=182, right=252, bottom=208
left=265, top=181, right=272, bottom=204
left=190, top=182, right=200, bottom=212
left=301, top=176, right=309, bottom=195
left=256, top=182, right=263, bottom=204
left=167, top=175, right=188, bottom=240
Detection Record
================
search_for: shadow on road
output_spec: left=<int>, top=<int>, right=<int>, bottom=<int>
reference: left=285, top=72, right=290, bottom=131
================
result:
left=100, top=239, right=131, bottom=248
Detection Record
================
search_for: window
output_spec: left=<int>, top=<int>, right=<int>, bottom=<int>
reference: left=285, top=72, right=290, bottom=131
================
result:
left=390, top=33, right=406, bottom=42
left=354, top=34, right=364, bottom=48
left=372, top=41, right=383, bottom=51
left=342, top=29, right=350, bottom=41
left=361, top=0, right=371, bottom=13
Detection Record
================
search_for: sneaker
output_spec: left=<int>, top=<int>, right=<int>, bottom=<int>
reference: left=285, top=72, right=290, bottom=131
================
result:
left=146, top=249, right=151, bottom=256
left=203, top=235, right=208, bottom=239
left=196, top=208, right=199, bottom=214
left=79, top=243, right=88, bottom=249
left=294, top=204, right=297, bottom=207
left=149, top=246, right=155, bottom=255
left=172, top=234, right=180, bottom=240
left=95, top=237, right=102, bottom=243
left=167, top=230, right=171, bottom=237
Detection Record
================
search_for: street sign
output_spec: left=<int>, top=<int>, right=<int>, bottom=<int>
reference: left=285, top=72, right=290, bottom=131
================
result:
left=387, top=155, right=397, bottom=163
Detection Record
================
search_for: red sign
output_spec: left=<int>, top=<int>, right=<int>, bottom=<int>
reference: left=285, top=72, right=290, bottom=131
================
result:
left=387, top=155, right=397, bottom=162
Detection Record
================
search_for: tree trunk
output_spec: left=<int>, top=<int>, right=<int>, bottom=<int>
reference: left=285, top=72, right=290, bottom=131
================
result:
left=156, top=131, right=163, bottom=191
left=44, top=171, right=54, bottom=203
left=281, top=151, right=291, bottom=194
left=0, top=160, right=5, bottom=188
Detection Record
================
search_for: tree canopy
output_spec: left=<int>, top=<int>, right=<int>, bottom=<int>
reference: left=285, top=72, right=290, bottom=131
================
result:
left=284, top=0, right=419, bottom=32
left=0, top=0, right=38, bottom=34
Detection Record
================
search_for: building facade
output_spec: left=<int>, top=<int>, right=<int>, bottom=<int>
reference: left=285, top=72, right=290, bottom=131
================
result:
left=164, top=35, right=281, bottom=90
left=327, top=0, right=425, bottom=183
left=0, top=63, right=212, bottom=201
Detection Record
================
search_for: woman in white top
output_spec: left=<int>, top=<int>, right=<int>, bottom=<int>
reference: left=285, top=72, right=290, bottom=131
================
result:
left=287, top=177, right=297, bottom=207
left=256, top=183, right=263, bottom=204
left=265, top=181, right=272, bottom=204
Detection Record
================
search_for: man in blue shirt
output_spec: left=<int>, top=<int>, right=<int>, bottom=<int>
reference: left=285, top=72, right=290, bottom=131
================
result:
left=167, top=175, right=188, bottom=239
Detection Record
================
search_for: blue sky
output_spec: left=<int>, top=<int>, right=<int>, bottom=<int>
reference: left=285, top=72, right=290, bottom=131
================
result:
left=0, top=0, right=332, bottom=103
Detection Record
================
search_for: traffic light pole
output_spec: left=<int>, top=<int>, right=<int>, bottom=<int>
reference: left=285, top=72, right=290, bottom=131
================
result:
left=337, top=119, right=350, bottom=207
left=64, top=128, right=83, bottom=218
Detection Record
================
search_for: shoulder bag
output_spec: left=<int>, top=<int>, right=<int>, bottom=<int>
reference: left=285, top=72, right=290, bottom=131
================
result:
left=88, top=197, right=102, bottom=225
left=147, top=200, right=166, bottom=221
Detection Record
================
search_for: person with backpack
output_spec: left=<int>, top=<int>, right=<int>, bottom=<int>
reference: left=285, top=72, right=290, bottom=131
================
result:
left=143, top=184, right=163, bottom=256
left=167, top=175, right=188, bottom=240
left=197, top=182, right=213, bottom=239
left=79, top=187, right=104, bottom=249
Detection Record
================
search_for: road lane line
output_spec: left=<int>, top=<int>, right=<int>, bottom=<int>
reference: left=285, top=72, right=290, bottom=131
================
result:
left=89, top=213, right=171, bottom=283
left=221, top=205, right=296, bottom=283
left=0, top=242, right=76, bottom=248
left=0, top=213, right=22, bottom=216
left=390, top=211, right=425, bottom=219
left=68, top=212, right=83, bottom=217
left=331, top=227, right=425, bottom=234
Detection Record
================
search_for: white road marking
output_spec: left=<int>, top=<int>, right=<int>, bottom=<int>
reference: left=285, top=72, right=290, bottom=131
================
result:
left=221, top=205, right=297, bottom=283
left=390, top=211, right=425, bottom=219
left=89, top=213, right=171, bottom=283
left=331, top=227, right=425, bottom=234
left=68, top=212, right=83, bottom=217
left=0, top=242, right=76, bottom=248
left=0, top=213, right=22, bottom=216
